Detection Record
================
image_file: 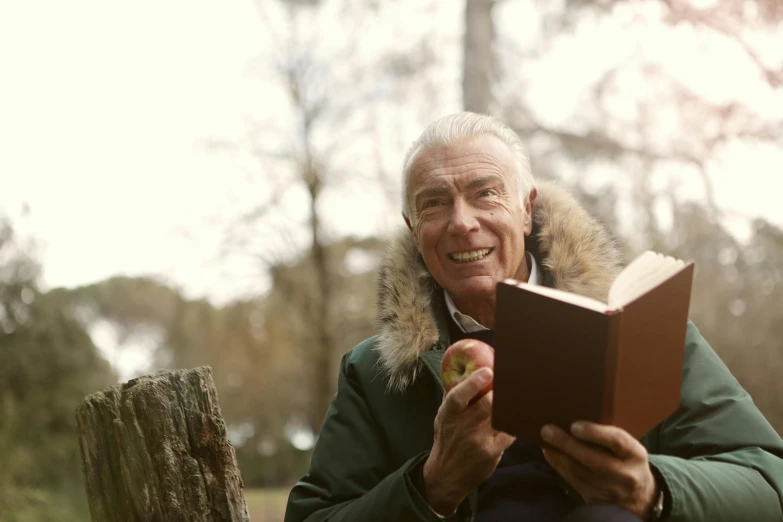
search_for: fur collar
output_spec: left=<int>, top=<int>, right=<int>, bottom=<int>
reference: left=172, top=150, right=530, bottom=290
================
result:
left=375, top=182, right=624, bottom=392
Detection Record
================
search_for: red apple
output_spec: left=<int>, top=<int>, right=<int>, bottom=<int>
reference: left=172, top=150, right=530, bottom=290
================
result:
left=440, top=338, right=495, bottom=398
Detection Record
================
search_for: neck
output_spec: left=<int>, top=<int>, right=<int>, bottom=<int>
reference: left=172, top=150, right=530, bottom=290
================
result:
left=451, top=255, right=531, bottom=330
left=452, top=295, right=496, bottom=329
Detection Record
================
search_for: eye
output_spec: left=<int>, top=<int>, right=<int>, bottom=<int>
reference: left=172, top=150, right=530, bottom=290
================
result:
left=422, top=199, right=441, bottom=209
left=478, top=189, right=496, bottom=197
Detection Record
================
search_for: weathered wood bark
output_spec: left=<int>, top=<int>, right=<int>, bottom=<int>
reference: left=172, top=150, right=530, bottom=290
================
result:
left=75, top=366, right=250, bottom=522
left=463, top=0, right=496, bottom=114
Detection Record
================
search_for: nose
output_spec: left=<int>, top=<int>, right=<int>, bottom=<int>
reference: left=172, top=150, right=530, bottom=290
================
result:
left=447, top=199, right=480, bottom=236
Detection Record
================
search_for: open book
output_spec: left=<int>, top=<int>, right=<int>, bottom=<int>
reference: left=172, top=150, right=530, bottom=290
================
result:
left=507, top=251, right=687, bottom=314
left=491, top=251, right=694, bottom=444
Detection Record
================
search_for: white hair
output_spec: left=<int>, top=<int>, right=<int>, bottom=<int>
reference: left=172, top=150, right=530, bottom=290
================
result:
left=401, top=112, right=535, bottom=224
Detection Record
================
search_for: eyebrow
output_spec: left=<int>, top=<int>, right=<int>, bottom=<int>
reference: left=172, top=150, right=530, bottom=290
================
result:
left=414, top=185, right=450, bottom=206
left=414, top=174, right=505, bottom=206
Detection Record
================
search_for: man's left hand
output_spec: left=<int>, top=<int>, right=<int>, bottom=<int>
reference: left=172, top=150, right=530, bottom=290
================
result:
left=541, top=421, right=658, bottom=520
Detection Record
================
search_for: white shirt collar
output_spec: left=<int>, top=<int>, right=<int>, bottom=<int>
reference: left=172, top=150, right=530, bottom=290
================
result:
left=444, top=253, right=541, bottom=333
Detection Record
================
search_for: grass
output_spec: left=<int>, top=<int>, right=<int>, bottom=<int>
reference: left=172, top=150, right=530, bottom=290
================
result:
left=244, top=488, right=290, bottom=522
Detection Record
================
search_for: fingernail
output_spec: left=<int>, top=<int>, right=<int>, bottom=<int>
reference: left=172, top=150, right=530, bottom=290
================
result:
left=571, top=421, right=586, bottom=436
left=477, top=368, right=492, bottom=383
left=541, top=425, right=554, bottom=442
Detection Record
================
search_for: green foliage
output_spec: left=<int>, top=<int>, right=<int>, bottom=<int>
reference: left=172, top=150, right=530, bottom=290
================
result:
left=670, top=209, right=783, bottom=433
left=2, top=2, right=782, bottom=515
left=55, top=237, right=384, bottom=487
left=0, top=220, right=115, bottom=521
left=236, top=440, right=313, bottom=488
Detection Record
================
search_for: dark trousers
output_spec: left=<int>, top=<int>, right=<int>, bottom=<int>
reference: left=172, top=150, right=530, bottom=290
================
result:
left=560, top=505, right=644, bottom=522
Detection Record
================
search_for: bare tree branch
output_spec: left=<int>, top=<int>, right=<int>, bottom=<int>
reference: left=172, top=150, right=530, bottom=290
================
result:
left=661, top=0, right=783, bottom=88
left=511, top=109, right=720, bottom=211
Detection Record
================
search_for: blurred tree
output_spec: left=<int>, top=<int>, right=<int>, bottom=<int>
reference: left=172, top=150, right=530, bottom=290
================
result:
left=470, top=0, right=783, bottom=434
left=204, top=0, right=368, bottom=435
left=0, top=218, right=115, bottom=521
left=495, top=0, right=782, bottom=226
left=463, top=0, right=496, bottom=114
left=228, top=236, right=384, bottom=485
left=666, top=206, right=783, bottom=433
left=204, top=0, right=450, bottom=436
left=259, top=237, right=383, bottom=431
left=57, top=236, right=383, bottom=487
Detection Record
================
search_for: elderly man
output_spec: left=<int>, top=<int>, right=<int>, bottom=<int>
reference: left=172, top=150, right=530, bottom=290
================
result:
left=285, top=113, right=783, bottom=522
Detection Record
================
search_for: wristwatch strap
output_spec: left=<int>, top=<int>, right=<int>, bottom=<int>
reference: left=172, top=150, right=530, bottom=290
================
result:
left=649, top=486, right=665, bottom=520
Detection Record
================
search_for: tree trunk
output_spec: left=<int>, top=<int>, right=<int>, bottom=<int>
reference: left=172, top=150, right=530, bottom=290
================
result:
left=463, top=0, right=496, bottom=114
left=305, top=165, right=334, bottom=435
left=75, top=366, right=250, bottom=522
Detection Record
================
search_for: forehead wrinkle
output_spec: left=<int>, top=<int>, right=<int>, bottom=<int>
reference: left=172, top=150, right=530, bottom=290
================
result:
left=407, top=142, right=516, bottom=219
left=413, top=166, right=507, bottom=199
left=412, top=162, right=507, bottom=193
left=410, top=151, right=506, bottom=180
left=465, top=173, right=506, bottom=190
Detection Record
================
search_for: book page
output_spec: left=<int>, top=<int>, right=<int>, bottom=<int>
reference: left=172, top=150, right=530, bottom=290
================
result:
left=504, top=279, right=610, bottom=313
left=608, top=252, right=686, bottom=309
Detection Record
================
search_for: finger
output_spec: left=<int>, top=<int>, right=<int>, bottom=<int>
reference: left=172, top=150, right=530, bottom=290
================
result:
left=442, top=368, right=493, bottom=414
left=541, top=424, right=617, bottom=474
left=467, top=389, right=494, bottom=419
left=542, top=448, right=593, bottom=489
left=570, top=422, right=643, bottom=460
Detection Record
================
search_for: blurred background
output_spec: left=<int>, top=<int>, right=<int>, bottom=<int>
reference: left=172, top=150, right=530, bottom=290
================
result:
left=1, top=0, right=781, bottom=520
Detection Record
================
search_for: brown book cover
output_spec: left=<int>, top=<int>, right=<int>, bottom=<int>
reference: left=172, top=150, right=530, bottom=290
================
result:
left=491, top=262, right=694, bottom=445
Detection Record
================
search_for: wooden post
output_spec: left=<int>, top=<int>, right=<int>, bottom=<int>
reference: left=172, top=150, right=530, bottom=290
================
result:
left=75, top=366, right=250, bottom=522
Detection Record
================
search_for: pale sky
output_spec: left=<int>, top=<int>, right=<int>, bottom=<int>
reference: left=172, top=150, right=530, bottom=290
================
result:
left=1, top=0, right=272, bottom=301
left=2, top=0, right=782, bottom=310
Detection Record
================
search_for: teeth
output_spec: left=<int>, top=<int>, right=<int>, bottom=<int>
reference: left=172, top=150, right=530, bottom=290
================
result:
left=450, top=248, right=490, bottom=262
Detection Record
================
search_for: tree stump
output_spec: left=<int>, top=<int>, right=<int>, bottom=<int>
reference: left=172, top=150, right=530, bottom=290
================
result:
left=75, top=366, right=250, bottom=522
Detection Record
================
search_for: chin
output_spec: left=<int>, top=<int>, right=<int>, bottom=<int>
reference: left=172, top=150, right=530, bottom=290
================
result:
left=447, top=279, right=498, bottom=302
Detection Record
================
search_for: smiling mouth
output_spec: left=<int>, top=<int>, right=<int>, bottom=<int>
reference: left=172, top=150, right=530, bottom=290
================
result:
left=448, top=248, right=493, bottom=263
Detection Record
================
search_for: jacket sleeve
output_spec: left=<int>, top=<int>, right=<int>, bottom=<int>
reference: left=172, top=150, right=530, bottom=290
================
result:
left=647, top=322, right=783, bottom=522
left=284, top=349, right=466, bottom=522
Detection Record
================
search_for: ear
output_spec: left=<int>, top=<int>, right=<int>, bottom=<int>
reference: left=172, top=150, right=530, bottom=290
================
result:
left=403, top=213, right=413, bottom=233
left=403, top=213, right=422, bottom=252
left=523, top=188, right=538, bottom=236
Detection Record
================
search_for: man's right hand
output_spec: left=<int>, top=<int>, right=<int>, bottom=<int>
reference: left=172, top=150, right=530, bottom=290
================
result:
left=422, top=367, right=515, bottom=516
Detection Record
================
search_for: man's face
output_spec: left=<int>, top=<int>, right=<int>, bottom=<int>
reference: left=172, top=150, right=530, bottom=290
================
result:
left=406, top=134, right=534, bottom=304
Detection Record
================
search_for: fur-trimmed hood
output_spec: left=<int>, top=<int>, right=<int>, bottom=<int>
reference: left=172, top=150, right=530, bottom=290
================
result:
left=375, top=182, right=624, bottom=392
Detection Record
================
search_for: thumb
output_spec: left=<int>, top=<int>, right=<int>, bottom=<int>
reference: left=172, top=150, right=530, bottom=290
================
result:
left=443, top=368, right=494, bottom=413
left=493, top=431, right=516, bottom=451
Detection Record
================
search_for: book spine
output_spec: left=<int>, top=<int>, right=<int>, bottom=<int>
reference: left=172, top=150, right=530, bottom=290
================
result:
left=601, top=312, right=624, bottom=426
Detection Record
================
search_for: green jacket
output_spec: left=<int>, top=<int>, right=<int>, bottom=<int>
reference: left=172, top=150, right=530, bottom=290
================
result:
left=285, top=184, right=783, bottom=522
